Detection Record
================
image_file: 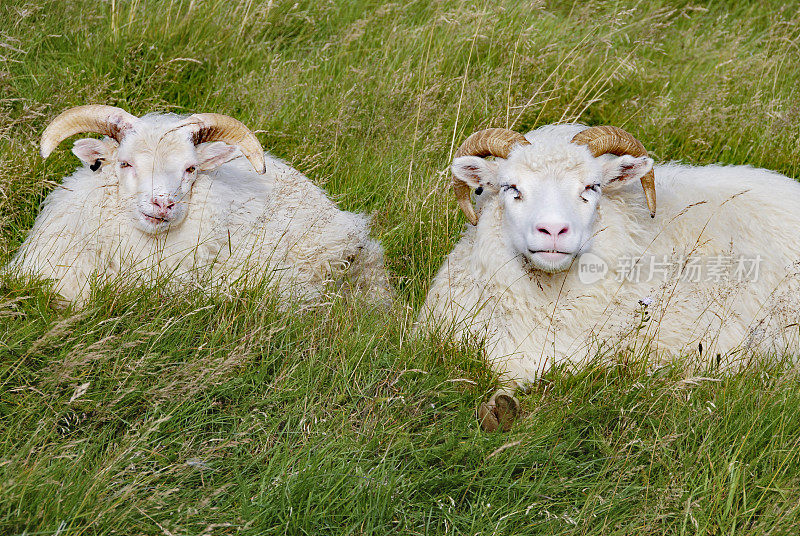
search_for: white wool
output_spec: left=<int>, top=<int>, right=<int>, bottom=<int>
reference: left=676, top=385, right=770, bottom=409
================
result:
left=8, top=114, right=391, bottom=305
left=418, top=124, right=800, bottom=384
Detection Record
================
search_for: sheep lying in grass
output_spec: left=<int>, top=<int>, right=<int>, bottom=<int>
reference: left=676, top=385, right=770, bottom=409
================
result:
left=7, top=105, right=392, bottom=305
left=417, top=124, right=800, bottom=430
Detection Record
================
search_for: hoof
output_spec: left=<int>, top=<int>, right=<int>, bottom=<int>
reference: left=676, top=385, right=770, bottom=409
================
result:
left=477, top=392, right=519, bottom=432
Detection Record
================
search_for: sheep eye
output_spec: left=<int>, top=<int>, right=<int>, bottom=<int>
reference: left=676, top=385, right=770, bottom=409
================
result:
left=504, top=185, right=522, bottom=200
left=119, top=161, right=132, bottom=169
left=581, top=184, right=600, bottom=203
left=186, top=165, right=196, bottom=174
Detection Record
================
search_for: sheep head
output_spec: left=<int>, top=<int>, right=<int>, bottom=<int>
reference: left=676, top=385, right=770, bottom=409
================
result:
left=451, top=126, right=655, bottom=273
left=40, top=105, right=266, bottom=235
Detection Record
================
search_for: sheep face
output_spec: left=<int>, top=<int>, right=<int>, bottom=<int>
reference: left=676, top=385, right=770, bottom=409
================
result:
left=452, top=140, right=653, bottom=273
left=72, top=118, right=240, bottom=235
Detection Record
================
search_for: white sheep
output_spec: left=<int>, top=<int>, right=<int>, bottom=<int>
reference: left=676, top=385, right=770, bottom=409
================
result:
left=417, top=124, right=800, bottom=430
left=7, top=105, right=392, bottom=305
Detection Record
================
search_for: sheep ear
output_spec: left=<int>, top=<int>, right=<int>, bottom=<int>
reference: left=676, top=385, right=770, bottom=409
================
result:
left=71, top=138, right=118, bottom=168
left=196, top=142, right=240, bottom=171
left=599, top=154, right=653, bottom=189
left=451, top=156, right=500, bottom=191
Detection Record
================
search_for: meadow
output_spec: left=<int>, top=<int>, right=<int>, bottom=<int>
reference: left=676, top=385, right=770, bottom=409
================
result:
left=2, top=0, right=800, bottom=533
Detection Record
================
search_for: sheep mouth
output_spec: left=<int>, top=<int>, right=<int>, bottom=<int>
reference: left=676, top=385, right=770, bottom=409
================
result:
left=527, top=249, right=575, bottom=268
left=140, top=212, right=171, bottom=225
left=529, top=249, right=572, bottom=255
left=528, top=249, right=574, bottom=261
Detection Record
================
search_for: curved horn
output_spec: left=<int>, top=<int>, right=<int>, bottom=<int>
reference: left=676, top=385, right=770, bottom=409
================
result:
left=40, top=104, right=137, bottom=158
left=184, top=113, right=266, bottom=174
left=452, top=128, right=531, bottom=225
left=571, top=125, right=656, bottom=217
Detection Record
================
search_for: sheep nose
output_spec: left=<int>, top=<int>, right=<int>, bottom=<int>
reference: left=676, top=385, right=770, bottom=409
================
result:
left=151, top=197, right=175, bottom=215
left=536, top=222, right=570, bottom=237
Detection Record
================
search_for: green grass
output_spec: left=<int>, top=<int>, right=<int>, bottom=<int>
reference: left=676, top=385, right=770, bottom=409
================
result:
left=2, top=0, right=800, bottom=533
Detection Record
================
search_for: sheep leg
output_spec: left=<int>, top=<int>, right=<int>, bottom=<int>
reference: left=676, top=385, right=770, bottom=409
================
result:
left=477, top=388, right=520, bottom=432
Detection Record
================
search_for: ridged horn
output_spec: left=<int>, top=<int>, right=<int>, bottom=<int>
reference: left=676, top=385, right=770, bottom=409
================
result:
left=40, top=104, right=138, bottom=158
left=571, top=125, right=657, bottom=217
left=184, top=113, right=266, bottom=174
left=452, top=128, right=531, bottom=225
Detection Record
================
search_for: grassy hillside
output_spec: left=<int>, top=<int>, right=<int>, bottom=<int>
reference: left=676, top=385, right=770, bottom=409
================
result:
left=2, top=1, right=800, bottom=534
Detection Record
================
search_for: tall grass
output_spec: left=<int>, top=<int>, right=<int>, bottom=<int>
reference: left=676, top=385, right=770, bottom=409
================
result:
left=2, top=0, right=800, bottom=534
